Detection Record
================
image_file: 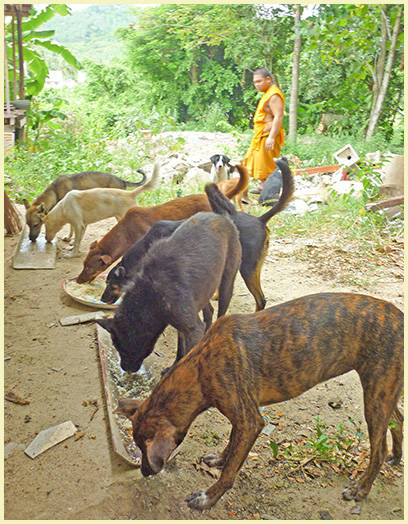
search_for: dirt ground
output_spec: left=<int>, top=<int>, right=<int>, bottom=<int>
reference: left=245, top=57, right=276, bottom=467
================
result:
left=4, top=177, right=404, bottom=520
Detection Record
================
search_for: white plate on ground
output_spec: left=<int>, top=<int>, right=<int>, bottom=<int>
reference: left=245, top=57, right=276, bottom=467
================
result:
left=62, top=273, right=121, bottom=310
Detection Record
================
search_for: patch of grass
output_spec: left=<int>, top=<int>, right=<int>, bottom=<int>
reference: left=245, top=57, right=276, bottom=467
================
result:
left=271, top=416, right=365, bottom=471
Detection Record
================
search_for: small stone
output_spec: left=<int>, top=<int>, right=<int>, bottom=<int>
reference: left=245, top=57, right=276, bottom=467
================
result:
left=319, top=510, right=332, bottom=519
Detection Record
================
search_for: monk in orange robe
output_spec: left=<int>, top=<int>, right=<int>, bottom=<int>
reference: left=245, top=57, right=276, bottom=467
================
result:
left=244, top=68, right=285, bottom=192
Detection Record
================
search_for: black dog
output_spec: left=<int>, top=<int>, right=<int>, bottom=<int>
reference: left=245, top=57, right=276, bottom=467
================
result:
left=96, top=212, right=241, bottom=373
left=205, top=157, right=294, bottom=311
left=259, top=157, right=289, bottom=205
left=101, top=219, right=184, bottom=304
left=101, top=157, right=293, bottom=310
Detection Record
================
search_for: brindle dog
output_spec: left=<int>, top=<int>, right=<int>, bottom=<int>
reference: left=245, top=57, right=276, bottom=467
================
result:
left=23, top=170, right=146, bottom=241
left=115, top=292, right=403, bottom=510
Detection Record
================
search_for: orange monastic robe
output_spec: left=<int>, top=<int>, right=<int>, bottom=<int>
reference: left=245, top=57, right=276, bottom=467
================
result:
left=244, top=86, right=285, bottom=181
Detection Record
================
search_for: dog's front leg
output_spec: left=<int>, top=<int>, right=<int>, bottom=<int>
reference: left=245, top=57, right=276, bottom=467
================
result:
left=62, top=224, right=74, bottom=242
left=65, top=224, right=85, bottom=258
left=186, top=407, right=264, bottom=510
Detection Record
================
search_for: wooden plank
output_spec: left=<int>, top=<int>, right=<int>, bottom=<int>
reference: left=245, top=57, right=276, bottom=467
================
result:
left=12, top=226, right=56, bottom=269
left=365, top=195, right=404, bottom=211
left=293, top=164, right=340, bottom=176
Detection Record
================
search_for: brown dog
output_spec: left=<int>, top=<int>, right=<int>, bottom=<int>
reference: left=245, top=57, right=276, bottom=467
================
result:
left=76, top=164, right=249, bottom=283
left=23, top=170, right=146, bottom=242
left=116, top=292, right=403, bottom=510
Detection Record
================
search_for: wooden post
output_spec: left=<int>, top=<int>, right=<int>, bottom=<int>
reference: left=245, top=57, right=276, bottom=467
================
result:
left=16, top=5, right=25, bottom=100
left=12, top=14, right=17, bottom=100
left=4, top=37, right=11, bottom=112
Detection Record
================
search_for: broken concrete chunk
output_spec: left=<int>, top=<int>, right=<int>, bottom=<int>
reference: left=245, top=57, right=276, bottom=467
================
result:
left=24, top=420, right=77, bottom=459
left=59, top=310, right=109, bottom=326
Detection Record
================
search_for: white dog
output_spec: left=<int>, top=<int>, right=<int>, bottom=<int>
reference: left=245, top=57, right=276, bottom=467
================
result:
left=210, top=154, right=235, bottom=183
left=42, top=163, right=160, bottom=257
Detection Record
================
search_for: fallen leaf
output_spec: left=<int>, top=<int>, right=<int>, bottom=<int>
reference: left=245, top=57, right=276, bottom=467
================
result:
left=295, top=476, right=305, bottom=483
left=5, top=391, right=30, bottom=405
left=194, top=460, right=220, bottom=479
left=74, top=431, right=85, bottom=441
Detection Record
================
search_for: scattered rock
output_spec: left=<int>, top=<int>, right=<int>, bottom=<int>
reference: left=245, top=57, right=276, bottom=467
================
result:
left=350, top=504, right=361, bottom=515
left=24, top=420, right=77, bottom=459
left=319, top=510, right=333, bottom=519
left=261, top=423, right=277, bottom=436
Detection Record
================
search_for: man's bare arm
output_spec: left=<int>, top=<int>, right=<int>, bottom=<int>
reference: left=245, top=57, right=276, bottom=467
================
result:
left=264, top=95, right=284, bottom=151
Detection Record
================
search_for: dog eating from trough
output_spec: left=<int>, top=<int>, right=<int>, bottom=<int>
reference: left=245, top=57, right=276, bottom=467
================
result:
left=96, top=211, right=241, bottom=374
left=41, top=163, right=160, bottom=257
left=23, top=169, right=147, bottom=242
left=114, top=292, right=403, bottom=511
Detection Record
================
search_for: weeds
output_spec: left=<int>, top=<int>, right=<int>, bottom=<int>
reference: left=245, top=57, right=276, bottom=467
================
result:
left=271, top=416, right=364, bottom=472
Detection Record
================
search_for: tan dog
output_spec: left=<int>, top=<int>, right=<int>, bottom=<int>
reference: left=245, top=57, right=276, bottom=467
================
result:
left=23, top=169, right=147, bottom=242
left=116, top=292, right=403, bottom=510
left=217, top=177, right=249, bottom=211
left=42, top=163, right=160, bottom=258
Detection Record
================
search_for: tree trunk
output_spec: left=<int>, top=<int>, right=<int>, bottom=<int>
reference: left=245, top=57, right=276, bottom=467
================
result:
left=366, top=7, right=402, bottom=140
left=288, top=5, right=302, bottom=140
left=367, top=6, right=388, bottom=129
left=4, top=191, right=23, bottom=236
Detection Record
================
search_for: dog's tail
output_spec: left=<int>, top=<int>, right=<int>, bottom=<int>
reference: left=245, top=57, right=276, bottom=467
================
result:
left=124, top=169, right=147, bottom=188
left=224, top=163, right=249, bottom=200
left=129, top=162, right=161, bottom=195
left=205, top=183, right=238, bottom=218
left=258, top=157, right=294, bottom=225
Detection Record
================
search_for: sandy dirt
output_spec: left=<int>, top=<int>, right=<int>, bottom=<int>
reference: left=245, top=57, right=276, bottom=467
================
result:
left=4, top=149, right=404, bottom=520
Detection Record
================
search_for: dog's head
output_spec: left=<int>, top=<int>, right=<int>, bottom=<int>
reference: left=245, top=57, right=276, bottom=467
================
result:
left=100, top=265, right=127, bottom=304
left=76, top=241, right=113, bottom=283
left=114, top=397, right=181, bottom=476
left=23, top=200, right=47, bottom=241
left=210, top=154, right=231, bottom=172
left=96, top=300, right=164, bottom=373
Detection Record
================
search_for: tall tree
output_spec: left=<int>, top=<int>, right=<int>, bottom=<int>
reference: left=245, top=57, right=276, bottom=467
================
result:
left=365, top=5, right=403, bottom=139
left=288, top=5, right=302, bottom=140
left=310, top=4, right=404, bottom=139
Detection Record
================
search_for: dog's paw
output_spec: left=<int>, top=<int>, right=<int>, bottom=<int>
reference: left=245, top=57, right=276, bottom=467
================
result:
left=201, top=452, right=224, bottom=468
left=186, top=488, right=211, bottom=510
left=342, top=483, right=367, bottom=502
left=342, top=484, right=359, bottom=501
left=386, top=455, right=400, bottom=467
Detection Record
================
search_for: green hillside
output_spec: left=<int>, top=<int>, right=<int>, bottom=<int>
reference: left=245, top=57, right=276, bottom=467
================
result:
left=42, top=4, right=137, bottom=63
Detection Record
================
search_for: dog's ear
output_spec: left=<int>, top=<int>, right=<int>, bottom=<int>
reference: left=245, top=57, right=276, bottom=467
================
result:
left=210, top=155, right=218, bottom=163
left=114, top=397, right=143, bottom=419
left=146, top=426, right=177, bottom=474
left=23, top=198, right=30, bottom=209
left=100, top=254, right=113, bottom=266
left=223, top=155, right=231, bottom=164
left=95, top=317, right=113, bottom=333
